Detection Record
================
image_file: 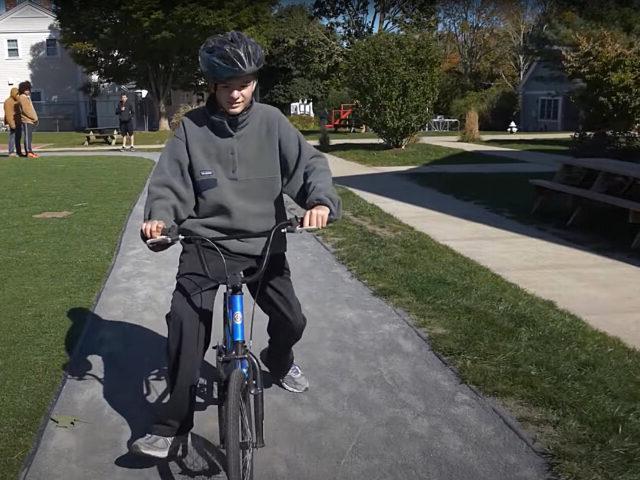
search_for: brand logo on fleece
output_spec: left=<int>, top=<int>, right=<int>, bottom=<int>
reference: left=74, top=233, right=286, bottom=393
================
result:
left=200, top=170, right=214, bottom=176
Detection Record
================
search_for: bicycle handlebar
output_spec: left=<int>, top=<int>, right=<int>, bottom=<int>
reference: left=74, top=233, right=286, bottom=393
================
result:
left=145, top=217, right=314, bottom=248
left=145, top=217, right=318, bottom=285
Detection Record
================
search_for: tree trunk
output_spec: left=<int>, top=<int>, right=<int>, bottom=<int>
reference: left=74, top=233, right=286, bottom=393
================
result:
left=147, top=64, right=173, bottom=131
left=158, top=97, right=170, bottom=131
left=150, top=93, right=170, bottom=131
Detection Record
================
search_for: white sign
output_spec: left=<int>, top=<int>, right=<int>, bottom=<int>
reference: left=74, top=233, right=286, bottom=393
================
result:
left=290, top=98, right=314, bottom=117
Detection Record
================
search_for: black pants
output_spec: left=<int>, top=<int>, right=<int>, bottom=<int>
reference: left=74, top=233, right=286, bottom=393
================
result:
left=151, top=242, right=307, bottom=437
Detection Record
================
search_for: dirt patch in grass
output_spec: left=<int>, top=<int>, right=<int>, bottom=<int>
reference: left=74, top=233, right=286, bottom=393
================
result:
left=32, top=211, right=73, bottom=219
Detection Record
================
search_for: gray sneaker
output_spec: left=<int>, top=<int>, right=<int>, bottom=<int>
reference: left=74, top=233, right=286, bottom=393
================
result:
left=130, top=433, right=177, bottom=459
left=280, top=363, right=309, bottom=393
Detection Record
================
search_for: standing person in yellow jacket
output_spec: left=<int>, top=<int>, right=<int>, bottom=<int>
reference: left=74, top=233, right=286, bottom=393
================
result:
left=3, top=87, right=22, bottom=157
left=17, top=81, right=39, bottom=158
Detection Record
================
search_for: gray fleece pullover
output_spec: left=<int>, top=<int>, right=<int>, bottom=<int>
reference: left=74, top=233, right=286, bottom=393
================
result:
left=144, top=100, right=341, bottom=256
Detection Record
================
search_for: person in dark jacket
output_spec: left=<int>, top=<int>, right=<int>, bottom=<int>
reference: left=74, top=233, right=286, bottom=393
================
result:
left=132, top=31, right=341, bottom=459
left=115, top=92, right=135, bottom=151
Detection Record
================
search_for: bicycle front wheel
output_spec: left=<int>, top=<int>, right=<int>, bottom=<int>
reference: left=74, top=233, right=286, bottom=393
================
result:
left=225, top=368, right=254, bottom=480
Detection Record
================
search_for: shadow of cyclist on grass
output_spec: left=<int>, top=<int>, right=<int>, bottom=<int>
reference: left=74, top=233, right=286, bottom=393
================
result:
left=64, top=307, right=226, bottom=478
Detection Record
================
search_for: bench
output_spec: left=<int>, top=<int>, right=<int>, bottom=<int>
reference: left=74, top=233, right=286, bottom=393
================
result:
left=530, top=158, right=640, bottom=248
left=82, top=127, right=122, bottom=146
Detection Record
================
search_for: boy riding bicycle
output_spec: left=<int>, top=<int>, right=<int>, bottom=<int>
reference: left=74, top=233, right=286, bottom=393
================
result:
left=133, top=31, right=340, bottom=458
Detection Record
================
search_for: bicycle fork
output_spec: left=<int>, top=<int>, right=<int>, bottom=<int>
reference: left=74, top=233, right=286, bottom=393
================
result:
left=226, top=289, right=265, bottom=449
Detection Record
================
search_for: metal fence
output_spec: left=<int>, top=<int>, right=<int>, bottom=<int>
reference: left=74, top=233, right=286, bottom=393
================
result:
left=25, top=96, right=154, bottom=132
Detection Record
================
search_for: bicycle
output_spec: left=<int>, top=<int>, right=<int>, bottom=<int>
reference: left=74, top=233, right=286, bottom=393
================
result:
left=146, top=217, right=312, bottom=480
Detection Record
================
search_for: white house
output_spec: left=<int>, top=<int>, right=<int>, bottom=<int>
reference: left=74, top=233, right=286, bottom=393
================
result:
left=0, top=0, right=89, bottom=130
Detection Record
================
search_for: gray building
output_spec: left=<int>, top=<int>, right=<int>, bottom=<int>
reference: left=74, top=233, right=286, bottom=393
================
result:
left=519, top=60, right=581, bottom=132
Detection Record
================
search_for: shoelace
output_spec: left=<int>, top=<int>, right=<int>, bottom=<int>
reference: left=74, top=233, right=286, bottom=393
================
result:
left=288, top=364, right=302, bottom=378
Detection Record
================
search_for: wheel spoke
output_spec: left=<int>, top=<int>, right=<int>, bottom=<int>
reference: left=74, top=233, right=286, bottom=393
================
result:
left=240, top=394, right=253, bottom=478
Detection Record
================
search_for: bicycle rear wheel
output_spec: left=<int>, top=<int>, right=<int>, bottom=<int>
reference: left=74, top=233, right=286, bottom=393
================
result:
left=225, top=368, right=254, bottom=480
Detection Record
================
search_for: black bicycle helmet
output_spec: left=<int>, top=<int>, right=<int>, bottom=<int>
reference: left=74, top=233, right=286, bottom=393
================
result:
left=199, top=31, right=265, bottom=82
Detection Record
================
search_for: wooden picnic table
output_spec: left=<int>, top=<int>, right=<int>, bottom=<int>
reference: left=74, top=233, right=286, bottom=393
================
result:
left=82, top=127, right=122, bottom=146
left=530, top=157, right=640, bottom=248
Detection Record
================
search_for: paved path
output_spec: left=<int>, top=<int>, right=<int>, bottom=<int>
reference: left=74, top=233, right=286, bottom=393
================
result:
left=22, top=152, right=550, bottom=479
left=327, top=152, right=640, bottom=349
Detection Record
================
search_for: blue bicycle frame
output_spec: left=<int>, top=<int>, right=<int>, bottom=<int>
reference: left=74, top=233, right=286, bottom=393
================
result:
left=226, top=288, right=250, bottom=375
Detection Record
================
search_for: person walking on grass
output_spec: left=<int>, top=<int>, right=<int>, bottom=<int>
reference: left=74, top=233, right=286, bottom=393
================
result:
left=116, top=92, right=136, bottom=151
left=3, top=87, right=22, bottom=157
left=133, top=31, right=340, bottom=459
left=17, top=81, right=39, bottom=158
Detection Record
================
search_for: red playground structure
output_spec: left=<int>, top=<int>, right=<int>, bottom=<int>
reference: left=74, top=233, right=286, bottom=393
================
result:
left=325, top=104, right=363, bottom=132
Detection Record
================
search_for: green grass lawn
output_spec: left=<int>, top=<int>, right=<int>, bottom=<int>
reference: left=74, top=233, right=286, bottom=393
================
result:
left=301, top=129, right=380, bottom=140
left=412, top=171, right=639, bottom=252
left=480, top=138, right=573, bottom=155
left=414, top=171, right=555, bottom=223
left=324, top=142, right=521, bottom=166
left=0, top=155, right=153, bottom=478
left=319, top=187, right=640, bottom=480
left=0, top=130, right=171, bottom=149
left=301, top=129, right=508, bottom=140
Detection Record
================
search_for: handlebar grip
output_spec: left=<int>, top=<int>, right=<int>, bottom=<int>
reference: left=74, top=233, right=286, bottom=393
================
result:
left=146, top=224, right=180, bottom=248
left=146, top=236, right=174, bottom=247
left=160, top=224, right=179, bottom=239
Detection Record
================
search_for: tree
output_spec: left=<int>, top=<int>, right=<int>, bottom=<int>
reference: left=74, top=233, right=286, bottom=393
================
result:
left=313, top=0, right=437, bottom=43
left=259, top=5, right=343, bottom=111
left=346, top=32, right=440, bottom=148
left=494, top=0, right=545, bottom=91
left=532, top=0, right=640, bottom=55
left=54, top=0, right=276, bottom=130
left=436, top=0, right=502, bottom=90
left=563, top=30, right=640, bottom=132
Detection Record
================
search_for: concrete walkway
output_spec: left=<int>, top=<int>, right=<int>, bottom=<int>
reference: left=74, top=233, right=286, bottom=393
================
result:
left=21, top=152, right=551, bottom=480
left=327, top=149, right=640, bottom=349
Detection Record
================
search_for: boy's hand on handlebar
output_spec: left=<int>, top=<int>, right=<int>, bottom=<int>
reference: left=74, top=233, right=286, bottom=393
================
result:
left=142, top=220, right=166, bottom=239
left=303, top=205, right=330, bottom=229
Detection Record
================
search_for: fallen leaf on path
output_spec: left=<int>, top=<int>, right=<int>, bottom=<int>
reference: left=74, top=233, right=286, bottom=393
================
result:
left=50, top=415, right=88, bottom=428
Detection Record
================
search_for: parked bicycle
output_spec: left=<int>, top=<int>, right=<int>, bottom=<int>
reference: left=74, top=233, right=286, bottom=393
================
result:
left=146, top=217, right=314, bottom=480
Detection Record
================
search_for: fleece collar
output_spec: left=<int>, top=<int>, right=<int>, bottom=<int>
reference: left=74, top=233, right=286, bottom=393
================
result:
left=205, top=96, right=255, bottom=136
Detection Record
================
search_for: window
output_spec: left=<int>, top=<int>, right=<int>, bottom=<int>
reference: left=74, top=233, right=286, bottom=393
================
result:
left=46, top=38, right=58, bottom=57
left=31, top=90, right=43, bottom=102
left=539, top=97, right=560, bottom=121
left=7, top=39, right=18, bottom=58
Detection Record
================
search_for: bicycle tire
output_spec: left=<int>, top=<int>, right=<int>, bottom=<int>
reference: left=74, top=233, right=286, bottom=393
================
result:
left=217, top=360, right=226, bottom=448
left=225, top=368, right=254, bottom=480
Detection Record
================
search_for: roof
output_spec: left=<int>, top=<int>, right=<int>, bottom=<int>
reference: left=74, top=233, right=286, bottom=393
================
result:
left=0, top=1, right=55, bottom=25
left=520, top=59, right=576, bottom=94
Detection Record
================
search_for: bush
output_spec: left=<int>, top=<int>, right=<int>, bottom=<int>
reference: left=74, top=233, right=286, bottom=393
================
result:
left=345, top=32, right=440, bottom=148
left=318, top=124, right=331, bottom=152
left=316, top=87, right=354, bottom=112
left=451, top=86, right=518, bottom=131
left=563, top=31, right=640, bottom=132
left=460, top=110, right=481, bottom=142
left=287, top=115, right=318, bottom=131
left=571, top=131, right=640, bottom=162
left=170, top=103, right=197, bottom=131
